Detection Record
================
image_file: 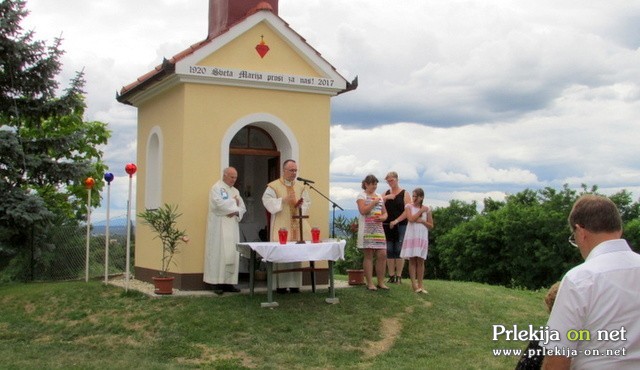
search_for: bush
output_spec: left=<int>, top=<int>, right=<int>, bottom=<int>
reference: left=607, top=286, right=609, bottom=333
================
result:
left=624, top=218, right=640, bottom=252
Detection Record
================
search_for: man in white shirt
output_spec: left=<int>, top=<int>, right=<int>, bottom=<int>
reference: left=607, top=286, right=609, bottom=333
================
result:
left=542, top=194, right=640, bottom=369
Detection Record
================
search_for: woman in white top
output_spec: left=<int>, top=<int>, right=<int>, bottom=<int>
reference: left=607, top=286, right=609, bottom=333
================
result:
left=392, top=188, right=433, bottom=293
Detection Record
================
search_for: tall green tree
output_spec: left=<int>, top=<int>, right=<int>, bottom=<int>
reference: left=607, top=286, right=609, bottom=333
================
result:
left=0, top=0, right=110, bottom=280
left=437, top=186, right=582, bottom=289
left=428, top=199, right=478, bottom=279
left=434, top=185, right=640, bottom=289
left=609, top=189, right=640, bottom=223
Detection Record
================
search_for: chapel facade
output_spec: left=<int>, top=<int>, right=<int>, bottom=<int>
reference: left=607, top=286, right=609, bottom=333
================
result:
left=117, top=0, right=356, bottom=289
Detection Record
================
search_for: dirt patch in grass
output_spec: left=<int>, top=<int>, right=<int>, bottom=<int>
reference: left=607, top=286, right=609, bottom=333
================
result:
left=361, top=305, right=417, bottom=359
left=73, top=334, right=145, bottom=349
left=24, top=302, right=36, bottom=314
left=176, top=344, right=258, bottom=368
left=362, top=316, right=402, bottom=359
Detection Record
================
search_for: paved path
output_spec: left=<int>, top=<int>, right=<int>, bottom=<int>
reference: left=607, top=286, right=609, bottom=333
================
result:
left=108, top=276, right=353, bottom=297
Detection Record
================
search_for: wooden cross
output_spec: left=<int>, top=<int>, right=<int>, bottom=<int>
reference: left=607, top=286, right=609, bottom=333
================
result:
left=291, top=203, right=308, bottom=244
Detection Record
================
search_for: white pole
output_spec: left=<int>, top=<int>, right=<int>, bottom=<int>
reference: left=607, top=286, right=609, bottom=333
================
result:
left=125, top=176, right=132, bottom=292
left=124, top=163, right=138, bottom=292
left=85, top=187, right=92, bottom=283
left=124, top=164, right=137, bottom=293
left=104, top=180, right=111, bottom=284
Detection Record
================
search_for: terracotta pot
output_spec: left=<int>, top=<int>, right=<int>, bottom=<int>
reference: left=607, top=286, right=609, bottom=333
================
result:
left=152, top=276, right=175, bottom=295
left=346, top=269, right=365, bottom=286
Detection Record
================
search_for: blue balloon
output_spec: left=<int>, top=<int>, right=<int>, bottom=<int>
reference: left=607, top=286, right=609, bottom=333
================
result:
left=104, top=172, right=115, bottom=183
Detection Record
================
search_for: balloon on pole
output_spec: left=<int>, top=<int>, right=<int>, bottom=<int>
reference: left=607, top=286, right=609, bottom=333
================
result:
left=103, top=172, right=114, bottom=284
left=84, top=177, right=95, bottom=283
left=124, top=163, right=137, bottom=292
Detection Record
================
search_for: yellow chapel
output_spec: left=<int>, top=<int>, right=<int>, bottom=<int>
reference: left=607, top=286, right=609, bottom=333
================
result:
left=116, top=0, right=356, bottom=289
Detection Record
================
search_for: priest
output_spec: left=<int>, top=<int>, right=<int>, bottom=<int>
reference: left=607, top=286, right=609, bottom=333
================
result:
left=262, top=159, right=311, bottom=293
left=204, top=167, right=246, bottom=294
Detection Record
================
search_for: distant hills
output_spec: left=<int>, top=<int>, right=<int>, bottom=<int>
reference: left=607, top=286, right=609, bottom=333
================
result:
left=90, top=210, right=358, bottom=236
left=91, top=217, right=134, bottom=236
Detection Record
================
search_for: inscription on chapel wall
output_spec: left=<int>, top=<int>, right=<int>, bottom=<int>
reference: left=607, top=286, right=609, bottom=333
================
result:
left=184, top=65, right=339, bottom=89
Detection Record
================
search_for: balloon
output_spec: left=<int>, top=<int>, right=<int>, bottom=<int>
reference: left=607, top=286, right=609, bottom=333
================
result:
left=125, top=163, right=137, bottom=176
left=104, top=172, right=114, bottom=183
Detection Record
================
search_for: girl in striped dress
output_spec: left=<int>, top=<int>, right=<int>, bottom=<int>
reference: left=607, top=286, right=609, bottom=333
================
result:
left=397, top=188, right=433, bottom=293
left=357, top=174, right=389, bottom=290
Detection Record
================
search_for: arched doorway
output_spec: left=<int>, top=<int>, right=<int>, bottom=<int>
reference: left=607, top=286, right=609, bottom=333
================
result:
left=229, top=125, right=279, bottom=243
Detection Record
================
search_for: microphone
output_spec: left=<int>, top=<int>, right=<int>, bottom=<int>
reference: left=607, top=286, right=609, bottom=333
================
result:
left=297, top=177, right=315, bottom=184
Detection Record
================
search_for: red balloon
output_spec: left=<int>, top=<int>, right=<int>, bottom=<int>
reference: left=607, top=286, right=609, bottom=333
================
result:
left=84, top=177, right=95, bottom=189
left=125, top=163, right=137, bottom=176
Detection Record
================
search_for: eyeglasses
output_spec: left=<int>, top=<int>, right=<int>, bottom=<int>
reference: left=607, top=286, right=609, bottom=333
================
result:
left=568, top=233, right=578, bottom=248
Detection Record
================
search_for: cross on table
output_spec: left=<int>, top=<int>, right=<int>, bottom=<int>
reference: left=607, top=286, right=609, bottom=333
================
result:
left=291, top=202, right=316, bottom=289
left=291, top=204, right=308, bottom=244
left=291, top=198, right=309, bottom=244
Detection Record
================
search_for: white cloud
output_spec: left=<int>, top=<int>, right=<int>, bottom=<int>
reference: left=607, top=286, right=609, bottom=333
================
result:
left=19, top=0, right=640, bottom=217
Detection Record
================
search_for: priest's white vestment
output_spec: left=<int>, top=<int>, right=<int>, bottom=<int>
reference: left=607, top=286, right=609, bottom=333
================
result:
left=203, top=180, right=246, bottom=285
left=262, top=178, right=311, bottom=289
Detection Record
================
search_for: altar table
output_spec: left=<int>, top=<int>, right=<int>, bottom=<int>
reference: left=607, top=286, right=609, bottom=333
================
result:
left=236, top=240, right=346, bottom=308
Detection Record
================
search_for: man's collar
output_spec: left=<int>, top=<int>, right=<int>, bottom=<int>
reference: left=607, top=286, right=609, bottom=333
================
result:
left=586, top=239, right=631, bottom=260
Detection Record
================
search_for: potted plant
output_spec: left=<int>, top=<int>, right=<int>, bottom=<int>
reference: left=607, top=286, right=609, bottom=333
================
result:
left=344, top=242, right=365, bottom=286
left=334, top=216, right=365, bottom=285
left=138, top=204, right=189, bottom=294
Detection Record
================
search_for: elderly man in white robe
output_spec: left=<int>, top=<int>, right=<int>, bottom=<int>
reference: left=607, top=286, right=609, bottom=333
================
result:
left=204, top=167, right=246, bottom=295
left=262, top=159, right=311, bottom=293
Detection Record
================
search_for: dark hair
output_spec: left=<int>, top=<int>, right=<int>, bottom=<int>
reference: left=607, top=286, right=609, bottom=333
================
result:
left=568, top=194, right=622, bottom=233
left=361, top=174, right=378, bottom=190
left=412, top=188, right=425, bottom=206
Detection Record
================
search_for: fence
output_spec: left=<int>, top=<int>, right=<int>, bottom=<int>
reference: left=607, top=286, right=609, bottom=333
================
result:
left=26, top=221, right=133, bottom=283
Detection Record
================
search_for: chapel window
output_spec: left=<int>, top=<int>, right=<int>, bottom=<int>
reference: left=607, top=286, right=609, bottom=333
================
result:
left=230, top=126, right=276, bottom=150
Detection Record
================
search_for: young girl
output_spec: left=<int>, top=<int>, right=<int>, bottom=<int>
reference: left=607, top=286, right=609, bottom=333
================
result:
left=356, top=174, right=389, bottom=291
left=392, top=188, right=433, bottom=293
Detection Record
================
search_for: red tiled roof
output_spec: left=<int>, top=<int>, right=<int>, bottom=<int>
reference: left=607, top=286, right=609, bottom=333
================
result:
left=117, top=36, right=212, bottom=105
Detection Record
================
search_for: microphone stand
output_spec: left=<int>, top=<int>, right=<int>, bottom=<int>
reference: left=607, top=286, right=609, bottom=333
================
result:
left=301, top=181, right=343, bottom=238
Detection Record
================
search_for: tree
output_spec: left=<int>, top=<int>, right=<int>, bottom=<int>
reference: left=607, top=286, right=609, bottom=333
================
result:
left=433, top=184, right=640, bottom=290
left=608, top=189, right=640, bottom=223
left=623, top=219, right=640, bottom=253
left=482, top=197, right=505, bottom=214
left=428, top=199, right=478, bottom=279
left=0, top=0, right=110, bottom=281
left=437, top=186, right=582, bottom=289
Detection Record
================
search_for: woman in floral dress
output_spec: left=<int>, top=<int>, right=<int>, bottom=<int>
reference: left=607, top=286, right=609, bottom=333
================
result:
left=356, top=174, right=389, bottom=290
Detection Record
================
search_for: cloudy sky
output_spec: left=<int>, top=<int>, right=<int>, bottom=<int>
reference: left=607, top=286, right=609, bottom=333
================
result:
left=21, top=0, right=640, bottom=220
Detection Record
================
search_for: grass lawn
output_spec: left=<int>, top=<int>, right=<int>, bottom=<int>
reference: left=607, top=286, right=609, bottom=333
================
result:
left=0, top=278, right=549, bottom=369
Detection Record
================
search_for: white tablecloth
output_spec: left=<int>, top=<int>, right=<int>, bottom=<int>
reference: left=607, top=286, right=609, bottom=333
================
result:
left=237, top=240, right=346, bottom=263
